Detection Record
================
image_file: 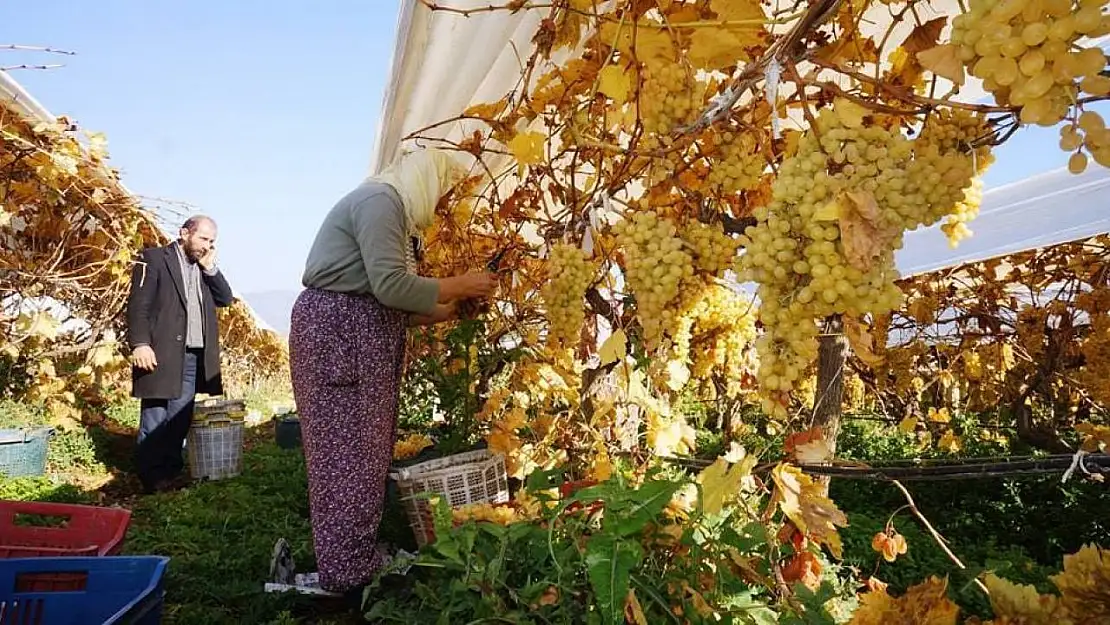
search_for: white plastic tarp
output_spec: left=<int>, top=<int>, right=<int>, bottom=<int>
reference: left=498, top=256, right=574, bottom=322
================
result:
left=896, top=165, right=1110, bottom=277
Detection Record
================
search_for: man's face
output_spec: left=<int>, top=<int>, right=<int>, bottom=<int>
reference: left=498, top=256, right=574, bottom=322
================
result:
left=179, top=221, right=217, bottom=261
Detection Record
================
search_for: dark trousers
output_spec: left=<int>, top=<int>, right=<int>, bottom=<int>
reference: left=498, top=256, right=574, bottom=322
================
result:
left=135, top=348, right=202, bottom=490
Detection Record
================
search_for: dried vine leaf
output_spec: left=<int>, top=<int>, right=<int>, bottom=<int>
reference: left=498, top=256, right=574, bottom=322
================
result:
left=917, top=44, right=966, bottom=86
left=848, top=576, right=959, bottom=625
left=1050, top=544, right=1110, bottom=620
left=771, top=464, right=849, bottom=559
left=902, top=17, right=948, bottom=54
left=983, top=573, right=1066, bottom=624
left=844, top=317, right=883, bottom=367
left=837, top=190, right=900, bottom=272
left=623, top=588, right=648, bottom=625
left=782, top=551, right=823, bottom=591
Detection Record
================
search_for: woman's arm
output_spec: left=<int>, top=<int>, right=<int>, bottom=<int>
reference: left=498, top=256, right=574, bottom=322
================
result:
left=408, top=302, right=456, bottom=327
left=351, top=189, right=500, bottom=313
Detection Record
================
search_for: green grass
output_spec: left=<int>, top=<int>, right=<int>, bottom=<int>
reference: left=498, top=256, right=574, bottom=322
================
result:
left=121, top=437, right=331, bottom=624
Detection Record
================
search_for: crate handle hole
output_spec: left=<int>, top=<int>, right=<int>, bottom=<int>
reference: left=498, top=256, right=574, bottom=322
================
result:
left=13, top=571, right=89, bottom=593
left=13, top=513, right=70, bottom=528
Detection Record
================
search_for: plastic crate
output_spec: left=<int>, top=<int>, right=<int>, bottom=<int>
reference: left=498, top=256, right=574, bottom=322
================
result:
left=0, top=428, right=51, bottom=478
left=186, top=418, right=244, bottom=481
left=0, top=500, right=132, bottom=559
left=0, top=555, right=168, bottom=625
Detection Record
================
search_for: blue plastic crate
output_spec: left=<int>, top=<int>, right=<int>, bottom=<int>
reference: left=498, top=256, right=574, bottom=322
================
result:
left=0, top=555, right=168, bottom=625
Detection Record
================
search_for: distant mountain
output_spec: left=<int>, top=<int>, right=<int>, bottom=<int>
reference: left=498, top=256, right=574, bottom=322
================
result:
left=240, top=290, right=299, bottom=337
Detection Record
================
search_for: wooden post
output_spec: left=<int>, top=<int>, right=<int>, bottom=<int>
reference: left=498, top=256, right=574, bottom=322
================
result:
left=813, top=315, right=847, bottom=458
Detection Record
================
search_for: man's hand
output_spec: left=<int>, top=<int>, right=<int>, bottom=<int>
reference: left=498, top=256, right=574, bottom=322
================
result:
left=132, top=345, right=158, bottom=371
left=198, top=247, right=218, bottom=272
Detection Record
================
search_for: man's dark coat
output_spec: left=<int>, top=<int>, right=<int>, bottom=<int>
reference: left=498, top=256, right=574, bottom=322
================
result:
left=126, top=243, right=235, bottom=399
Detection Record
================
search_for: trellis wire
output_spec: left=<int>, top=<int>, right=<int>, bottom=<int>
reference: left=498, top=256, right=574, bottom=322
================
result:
left=649, top=452, right=1110, bottom=482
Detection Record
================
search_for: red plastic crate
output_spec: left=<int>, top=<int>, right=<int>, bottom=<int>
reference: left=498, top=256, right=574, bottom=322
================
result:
left=0, top=501, right=133, bottom=593
left=0, top=500, right=132, bottom=558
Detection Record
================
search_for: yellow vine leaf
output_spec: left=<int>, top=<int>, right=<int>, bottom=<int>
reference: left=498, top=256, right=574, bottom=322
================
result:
left=1050, top=544, right=1110, bottom=620
left=837, top=190, right=900, bottom=272
left=87, top=342, right=117, bottom=368
left=697, top=453, right=755, bottom=515
left=1076, top=423, right=1110, bottom=453
left=0, top=206, right=10, bottom=228
left=598, top=328, right=627, bottom=365
left=624, top=588, right=648, bottom=625
left=771, top=464, right=849, bottom=558
left=888, top=47, right=926, bottom=92
left=917, top=44, right=966, bottom=86
left=848, top=576, right=959, bottom=625
left=814, top=199, right=840, bottom=222
left=834, top=97, right=869, bottom=129
left=927, top=407, right=951, bottom=423
left=844, top=317, right=883, bottom=367
left=598, top=21, right=674, bottom=66
left=22, top=311, right=60, bottom=341
left=687, top=27, right=757, bottom=70
left=463, top=98, right=509, bottom=120
left=508, top=131, right=546, bottom=166
left=937, top=430, right=962, bottom=454
left=597, top=65, right=631, bottom=105
left=983, top=573, right=1067, bottom=624
left=898, top=415, right=918, bottom=434
left=711, top=0, right=764, bottom=21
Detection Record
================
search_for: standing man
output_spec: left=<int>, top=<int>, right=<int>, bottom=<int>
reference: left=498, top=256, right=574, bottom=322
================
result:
left=126, top=215, right=235, bottom=493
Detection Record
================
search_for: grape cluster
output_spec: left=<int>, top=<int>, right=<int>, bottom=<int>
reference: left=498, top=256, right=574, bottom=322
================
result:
left=393, top=433, right=433, bottom=460
left=681, top=220, right=740, bottom=276
left=640, top=64, right=702, bottom=140
left=683, top=281, right=757, bottom=396
left=615, top=210, right=695, bottom=349
left=950, top=0, right=1110, bottom=129
left=737, top=100, right=990, bottom=416
left=706, top=130, right=767, bottom=194
left=916, top=109, right=995, bottom=247
left=540, top=243, right=597, bottom=348
left=452, top=502, right=520, bottom=526
left=941, top=177, right=984, bottom=247
left=1061, top=110, right=1110, bottom=172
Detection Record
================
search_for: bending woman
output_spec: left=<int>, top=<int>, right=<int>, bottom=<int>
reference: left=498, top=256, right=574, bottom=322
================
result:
left=290, top=148, right=496, bottom=597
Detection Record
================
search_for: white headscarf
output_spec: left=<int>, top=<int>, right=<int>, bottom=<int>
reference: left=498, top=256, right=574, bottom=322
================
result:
left=372, top=148, right=465, bottom=233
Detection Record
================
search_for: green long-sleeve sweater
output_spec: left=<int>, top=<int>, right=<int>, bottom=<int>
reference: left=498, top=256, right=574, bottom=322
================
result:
left=301, top=182, right=440, bottom=315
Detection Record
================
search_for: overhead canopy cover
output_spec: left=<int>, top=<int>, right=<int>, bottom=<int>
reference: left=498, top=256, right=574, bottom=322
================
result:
left=370, top=1, right=1109, bottom=277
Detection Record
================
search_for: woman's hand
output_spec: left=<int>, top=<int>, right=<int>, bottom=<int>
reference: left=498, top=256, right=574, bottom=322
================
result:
left=408, top=302, right=457, bottom=327
left=438, top=271, right=498, bottom=302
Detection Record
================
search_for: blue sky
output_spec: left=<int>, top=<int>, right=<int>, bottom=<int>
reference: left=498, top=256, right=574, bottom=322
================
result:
left=2, top=2, right=1104, bottom=301
left=2, top=0, right=400, bottom=297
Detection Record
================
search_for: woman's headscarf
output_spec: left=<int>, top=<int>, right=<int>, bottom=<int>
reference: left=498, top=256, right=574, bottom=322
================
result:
left=372, top=148, right=465, bottom=233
